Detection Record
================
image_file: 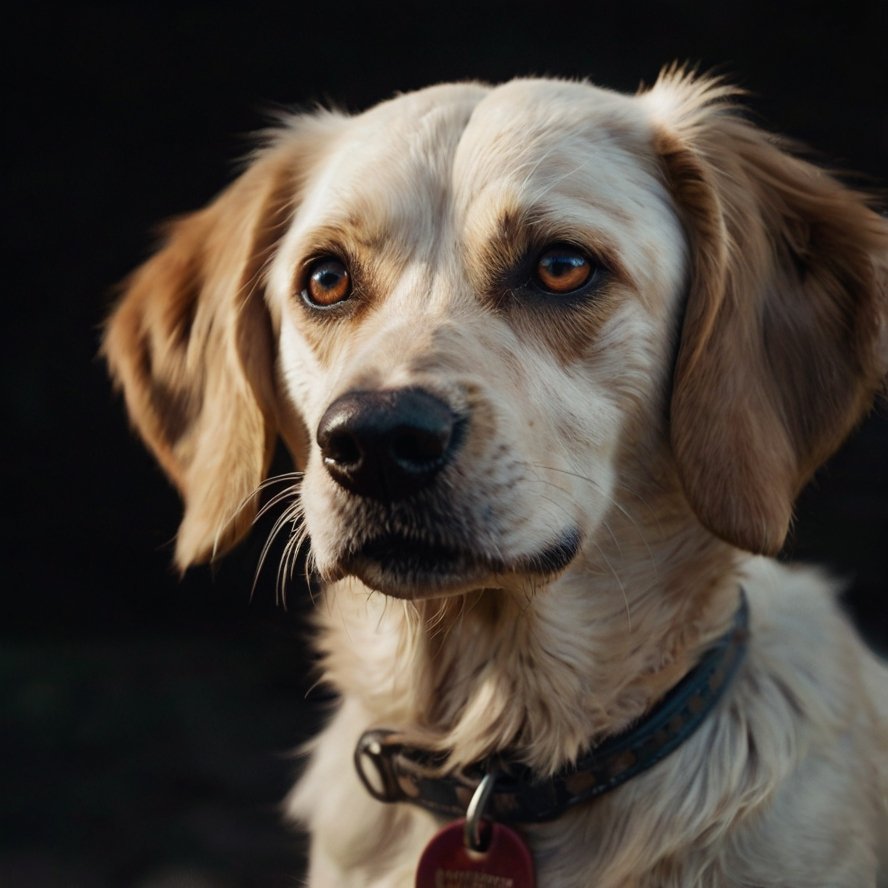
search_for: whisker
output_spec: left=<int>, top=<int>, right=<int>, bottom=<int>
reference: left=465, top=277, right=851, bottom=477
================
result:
left=256, top=484, right=303, bottom=522
left=253, top=497, right=303, bottom=605
left=589, top=539, right=632, bottom=632
left=529, top=157, right=592, bottom=202
left=256, top=470, right=305, bottom=490
left=282, top=510, right=313, bottom=611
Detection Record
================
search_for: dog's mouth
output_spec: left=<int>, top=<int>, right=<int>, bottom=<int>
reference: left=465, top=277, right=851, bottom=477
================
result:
left=337, top=528, right=582, bottom=599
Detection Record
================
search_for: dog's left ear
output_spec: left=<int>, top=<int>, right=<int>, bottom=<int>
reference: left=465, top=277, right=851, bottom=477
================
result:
left=649, top=70, right=888, bottom=555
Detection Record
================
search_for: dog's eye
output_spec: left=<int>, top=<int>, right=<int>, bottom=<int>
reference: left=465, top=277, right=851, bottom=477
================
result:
left=304, top=257, right=351, bottom=307
left=534, top=247, right=595, bottom=294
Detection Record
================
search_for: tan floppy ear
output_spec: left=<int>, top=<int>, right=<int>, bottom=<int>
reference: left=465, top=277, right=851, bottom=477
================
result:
left=104, top=131, right=322, bottom=570
left=649, top=70, right=888, bottom=554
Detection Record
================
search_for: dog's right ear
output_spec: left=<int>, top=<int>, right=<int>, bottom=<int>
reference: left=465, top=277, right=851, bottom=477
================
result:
left=103, top=116, right=341, bottom=570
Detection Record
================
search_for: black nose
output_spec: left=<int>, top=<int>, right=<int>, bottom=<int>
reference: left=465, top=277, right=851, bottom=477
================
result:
left=316, top=388, right=461, bottom=502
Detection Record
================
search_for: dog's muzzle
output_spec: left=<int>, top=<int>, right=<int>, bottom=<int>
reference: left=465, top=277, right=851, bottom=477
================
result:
left=314, top=386, right=581, bottom=597
left=316, top=387, right=463, bottom=502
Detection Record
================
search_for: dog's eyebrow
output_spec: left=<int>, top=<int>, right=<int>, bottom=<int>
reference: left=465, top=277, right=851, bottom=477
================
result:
left=297, top=217, right=390, bottom=256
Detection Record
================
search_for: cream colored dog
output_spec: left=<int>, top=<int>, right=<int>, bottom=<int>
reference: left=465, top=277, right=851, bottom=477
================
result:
left=106, top=69, right=888, bottom=886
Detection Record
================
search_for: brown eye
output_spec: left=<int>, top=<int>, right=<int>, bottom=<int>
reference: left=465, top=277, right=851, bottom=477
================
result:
left=535, top=247, right=593, bottom=294
left=304, top=257, right=351, bottom=307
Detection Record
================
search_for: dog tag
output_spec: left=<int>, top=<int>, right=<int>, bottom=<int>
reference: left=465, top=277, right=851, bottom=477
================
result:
left=416, top=818, right=535, bottom=888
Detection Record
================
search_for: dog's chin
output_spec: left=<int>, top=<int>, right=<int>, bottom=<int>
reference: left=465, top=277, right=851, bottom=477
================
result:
left=328, top=529, right=582, bottom=600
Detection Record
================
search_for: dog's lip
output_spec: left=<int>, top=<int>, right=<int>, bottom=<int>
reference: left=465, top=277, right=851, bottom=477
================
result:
left=337, top=528, right=582, bottom=599
left=512, top=531, right=583, bottom=575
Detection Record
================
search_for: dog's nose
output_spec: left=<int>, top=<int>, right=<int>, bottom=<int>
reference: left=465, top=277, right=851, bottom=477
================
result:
left=316, top=388, right=461, bottom=502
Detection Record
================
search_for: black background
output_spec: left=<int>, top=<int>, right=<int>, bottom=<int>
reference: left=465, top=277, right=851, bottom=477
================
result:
left=4, top=3, right=887, bottom=886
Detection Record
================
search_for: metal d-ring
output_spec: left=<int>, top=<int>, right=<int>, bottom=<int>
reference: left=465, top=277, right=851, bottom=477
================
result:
left=354, top=729, right=402, bottom=803
left=463, top=771, right=498, bottom=852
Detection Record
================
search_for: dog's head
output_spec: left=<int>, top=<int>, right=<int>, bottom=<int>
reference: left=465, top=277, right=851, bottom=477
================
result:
left=105, top=71, right=888, bottom=599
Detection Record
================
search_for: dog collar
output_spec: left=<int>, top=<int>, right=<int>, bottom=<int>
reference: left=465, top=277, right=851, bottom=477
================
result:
left=355, top=590, right=749, bottom=823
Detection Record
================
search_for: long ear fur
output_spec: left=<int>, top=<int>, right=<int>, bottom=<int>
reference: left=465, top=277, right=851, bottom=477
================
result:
left=648, top=69, right=888, bottom=554
left=104, top=121, right=334, bottom=569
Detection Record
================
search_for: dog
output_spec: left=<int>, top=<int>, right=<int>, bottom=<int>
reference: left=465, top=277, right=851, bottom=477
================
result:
left=105, top=69, right=888, bottom=886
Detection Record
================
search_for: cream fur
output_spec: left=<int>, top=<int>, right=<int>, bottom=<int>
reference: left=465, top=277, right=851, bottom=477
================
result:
left=105, top=70, right=888, bottom=886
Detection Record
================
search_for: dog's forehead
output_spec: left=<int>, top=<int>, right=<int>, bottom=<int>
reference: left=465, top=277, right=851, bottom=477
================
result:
left=455, top=79, right=652, bottom=170
left=299, top=79, right=659, bottom=237
left=355, top=78, right=650, bottom=162
left=451, top=80, right=661, bottom=238
left=317, top=82, right=488, bottom=198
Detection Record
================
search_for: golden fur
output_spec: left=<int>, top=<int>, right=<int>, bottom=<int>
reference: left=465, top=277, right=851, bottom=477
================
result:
left=105, top=70, right=888, bottom=886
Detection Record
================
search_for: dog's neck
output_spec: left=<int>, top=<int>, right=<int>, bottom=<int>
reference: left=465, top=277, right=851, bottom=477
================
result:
left=317, top=479, right=742, bottom=777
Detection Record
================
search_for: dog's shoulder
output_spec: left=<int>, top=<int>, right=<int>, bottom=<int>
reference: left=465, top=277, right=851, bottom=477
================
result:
left=715, top=556, right=888, bottom=885
left=738, top=555, right=887, bottom=733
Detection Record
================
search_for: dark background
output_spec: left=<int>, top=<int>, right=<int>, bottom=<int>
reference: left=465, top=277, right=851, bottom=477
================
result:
left=3, top=3, right=887, bottom=886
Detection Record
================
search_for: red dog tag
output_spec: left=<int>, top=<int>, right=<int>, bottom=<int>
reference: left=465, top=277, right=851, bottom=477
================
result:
left=416, top=819, right=536, bottom=888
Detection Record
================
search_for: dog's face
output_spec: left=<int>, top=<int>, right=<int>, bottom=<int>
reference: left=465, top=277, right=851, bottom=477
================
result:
left=104, top=72, right=887, bottom=598
left=269, top=81, right=686, bottom=598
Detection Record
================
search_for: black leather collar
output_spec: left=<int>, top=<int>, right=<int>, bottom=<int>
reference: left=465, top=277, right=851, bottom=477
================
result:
left=355, top=591, right=749, bottom=823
